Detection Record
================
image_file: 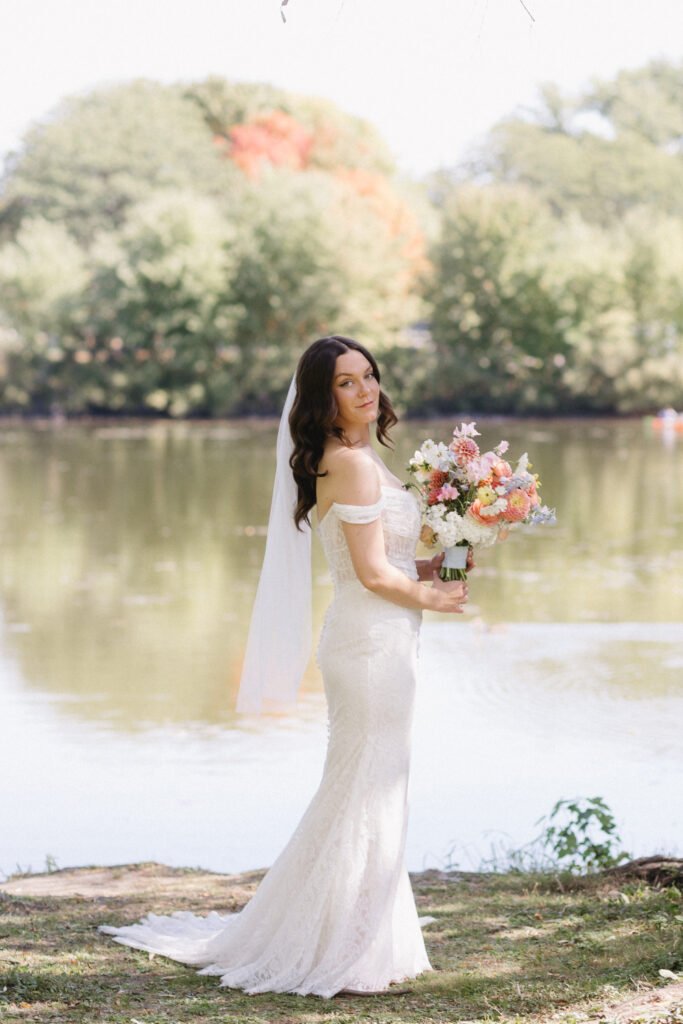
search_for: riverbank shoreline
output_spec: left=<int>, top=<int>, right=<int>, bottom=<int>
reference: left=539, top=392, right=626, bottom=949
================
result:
left=2, top=860, right=682, bottom=1023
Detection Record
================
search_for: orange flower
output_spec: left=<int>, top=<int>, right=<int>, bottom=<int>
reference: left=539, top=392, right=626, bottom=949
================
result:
left=429, top=469, right=447, bottom=489
left=501, top=489, right=531, bottom=522
left=467, top=499, right=500, bottom=526
left=527, top=478, right=540, bottom=507
left=420, top=523, right=437, bottom=546
left=228, top=111, right=313, bottom=178
left=491, top=460, right=512, bottom=479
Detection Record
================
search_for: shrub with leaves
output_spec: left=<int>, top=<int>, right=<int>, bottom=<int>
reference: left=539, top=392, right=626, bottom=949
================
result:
left=536, top=796, right=632, bottom=873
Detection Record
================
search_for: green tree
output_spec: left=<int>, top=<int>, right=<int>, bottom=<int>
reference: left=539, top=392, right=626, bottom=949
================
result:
left=424, top=60, right=683, bottom=414
left=0, top=80, right=236, bottom=247
left=0, top=78, right=425, bottom=415
left=587, top=60, right=683, bottom=148
left=224, top=168, right=425, bottom=411
left=425, top=185, right=574, bottom=413
left=469, top=60, right=683, bottom=225
left=0, top=191, right=239, bottom=415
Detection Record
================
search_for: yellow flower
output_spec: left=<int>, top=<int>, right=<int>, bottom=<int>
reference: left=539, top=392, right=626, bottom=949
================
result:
left=477, top=485, right=497, bottom=506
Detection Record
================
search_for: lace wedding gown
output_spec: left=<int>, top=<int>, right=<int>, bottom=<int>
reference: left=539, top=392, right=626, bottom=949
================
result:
left=100, top=484, right=432, bottom=997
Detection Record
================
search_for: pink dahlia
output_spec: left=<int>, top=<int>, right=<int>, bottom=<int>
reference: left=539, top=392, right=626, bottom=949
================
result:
left=450, top=436, right=480, bottom=464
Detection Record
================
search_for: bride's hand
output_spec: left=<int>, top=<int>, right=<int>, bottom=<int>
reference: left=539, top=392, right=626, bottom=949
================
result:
left=417, top=547, right=475, bottom=581
left=416, top=551, right=444, bottom=580
left=431, top=572, right=468, bottom=613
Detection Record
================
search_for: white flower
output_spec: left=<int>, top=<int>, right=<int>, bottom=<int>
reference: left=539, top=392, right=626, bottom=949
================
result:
left=425, top=503, right=447, bottom=524
left=425, top=448, right=446, bottom=469
left=454, top=421, right=480, bottom=438
left=421, top=439, right=445, bottom=469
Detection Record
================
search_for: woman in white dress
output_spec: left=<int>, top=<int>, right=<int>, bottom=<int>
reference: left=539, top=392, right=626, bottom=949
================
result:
left=100, top=335, right=469, bottom=997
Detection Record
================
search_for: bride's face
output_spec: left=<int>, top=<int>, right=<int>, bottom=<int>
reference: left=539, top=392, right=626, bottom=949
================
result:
left=332, top=349, right=380, bottom=430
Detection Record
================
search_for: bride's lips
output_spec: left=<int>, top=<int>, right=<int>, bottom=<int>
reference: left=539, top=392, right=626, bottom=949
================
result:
left=358, top=399, right=376, bottom=408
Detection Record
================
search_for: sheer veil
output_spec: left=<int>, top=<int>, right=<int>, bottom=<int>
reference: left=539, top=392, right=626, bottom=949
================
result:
left=236, top=374, right=312, bottom=714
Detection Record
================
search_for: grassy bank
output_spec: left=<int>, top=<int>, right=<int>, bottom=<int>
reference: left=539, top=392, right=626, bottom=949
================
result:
left=1, top=862, right=682, bottom=1023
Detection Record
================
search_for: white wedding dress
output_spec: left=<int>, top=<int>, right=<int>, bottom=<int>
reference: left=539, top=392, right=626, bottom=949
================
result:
left=100, top=483, right=432, bottom=997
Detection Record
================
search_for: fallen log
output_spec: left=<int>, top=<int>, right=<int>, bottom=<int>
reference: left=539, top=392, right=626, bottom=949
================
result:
left=601, top=855, right=683, bottom=887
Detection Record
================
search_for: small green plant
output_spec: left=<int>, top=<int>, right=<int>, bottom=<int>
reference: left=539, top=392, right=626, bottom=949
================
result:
left=445, top=797, right=633, bottom=875
left=536, top=796, right=631, bottom=873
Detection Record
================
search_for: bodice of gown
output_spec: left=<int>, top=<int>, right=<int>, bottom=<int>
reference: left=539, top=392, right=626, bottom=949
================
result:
left=317, top=486, right=421, bottom=591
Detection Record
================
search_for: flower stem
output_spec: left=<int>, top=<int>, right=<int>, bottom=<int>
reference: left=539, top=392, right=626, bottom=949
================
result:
left=439, top=567, right=467, bottom=582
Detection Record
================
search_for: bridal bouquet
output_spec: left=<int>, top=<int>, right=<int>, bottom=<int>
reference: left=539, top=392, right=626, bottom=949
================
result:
left=407, top=422, right=556, bottom=581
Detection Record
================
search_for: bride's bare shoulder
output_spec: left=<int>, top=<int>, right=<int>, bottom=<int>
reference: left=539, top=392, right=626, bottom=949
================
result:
left=319, top=443, right=381, bottom=507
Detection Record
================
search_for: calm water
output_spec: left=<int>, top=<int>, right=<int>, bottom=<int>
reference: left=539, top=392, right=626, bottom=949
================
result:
left=1, top=417, right=682, bottom=877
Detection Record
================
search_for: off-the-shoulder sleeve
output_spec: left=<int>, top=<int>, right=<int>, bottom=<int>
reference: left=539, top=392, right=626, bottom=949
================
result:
left=333, top=494, right=385, bottom=524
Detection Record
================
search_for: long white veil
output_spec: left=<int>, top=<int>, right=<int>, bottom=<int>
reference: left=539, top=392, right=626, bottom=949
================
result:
left=236, top=375, right=312, bottom=714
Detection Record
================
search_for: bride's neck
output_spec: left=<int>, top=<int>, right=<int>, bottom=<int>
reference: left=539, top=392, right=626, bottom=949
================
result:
left=340, top=426, right=372, bottom=448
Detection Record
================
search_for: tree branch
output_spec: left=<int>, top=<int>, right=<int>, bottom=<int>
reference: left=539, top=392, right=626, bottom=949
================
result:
left=518, top=0, right=536, bottom=22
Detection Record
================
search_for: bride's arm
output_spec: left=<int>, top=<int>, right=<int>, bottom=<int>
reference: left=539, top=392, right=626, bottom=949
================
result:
left=345, top=519, right=467, bottom=613
left=331, top=452, right=467, bottom=614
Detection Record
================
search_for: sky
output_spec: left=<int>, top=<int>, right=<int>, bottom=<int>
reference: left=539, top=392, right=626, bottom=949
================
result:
left=1, top=0, right=681, bottom=177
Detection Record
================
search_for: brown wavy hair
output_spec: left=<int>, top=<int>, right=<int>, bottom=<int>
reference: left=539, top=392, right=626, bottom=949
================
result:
left=289, top=336, right=398, bottom=529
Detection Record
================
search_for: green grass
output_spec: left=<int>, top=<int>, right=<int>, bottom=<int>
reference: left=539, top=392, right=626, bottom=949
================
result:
left=1, top=864, right=682, bottom=1023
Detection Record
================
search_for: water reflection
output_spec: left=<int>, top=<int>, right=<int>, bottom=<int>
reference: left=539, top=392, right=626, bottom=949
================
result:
left=0, top=418, right=681, bottom=731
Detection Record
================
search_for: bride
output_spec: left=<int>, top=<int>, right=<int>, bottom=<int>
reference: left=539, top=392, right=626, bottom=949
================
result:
left=99, top=335, right=469, bottom=997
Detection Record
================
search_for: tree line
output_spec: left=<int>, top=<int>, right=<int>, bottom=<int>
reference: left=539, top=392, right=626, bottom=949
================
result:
left=0, top=61, right=681, bottom=417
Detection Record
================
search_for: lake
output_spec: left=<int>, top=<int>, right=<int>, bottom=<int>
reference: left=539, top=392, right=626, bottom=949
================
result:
left=1, top=416, right=682, bottom=878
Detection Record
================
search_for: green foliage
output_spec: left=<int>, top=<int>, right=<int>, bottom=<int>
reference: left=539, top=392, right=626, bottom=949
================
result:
left=220, top=169, right=423, bottom=411
left=587, top=60, right=683, bottom=149
left=0, top=61, right=682, bottom=416
left=0, top=78, right=424, bottom=415
left=0, top=218, right=89, bottom=332
left=471, top=59, right=683, bottom=225
left=536, top=797, right=632, bottom=873
left=424, top=60, right=683, bottom=414
left=425, top=184, right=574, bottom=413
left=470, top=796, right=632, bottom=876
left=0, top=80, right=236, bottom=247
